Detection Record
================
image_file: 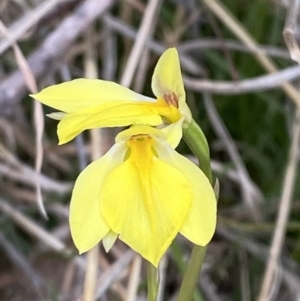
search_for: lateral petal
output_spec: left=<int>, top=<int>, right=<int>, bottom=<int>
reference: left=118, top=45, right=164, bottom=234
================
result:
left=151, top=48, right=185, bottom=105
left=154, top=141, right=217, bottom=246
left=31, top=79, right=156, bottom=113
left=57, top=104, right=163, bottom=144
left=161, top=118, right=184, bottom=148
left=102, top=231, right=119, bottom=253
left=100, top=158, right=192, bottom=267
left=46, top=112, right=66, bottom=120
left=70, top=142, right=127, bottom=253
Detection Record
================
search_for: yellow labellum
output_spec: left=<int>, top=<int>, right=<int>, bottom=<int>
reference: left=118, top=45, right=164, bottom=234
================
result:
left=70, top=125, right=216, bottom=266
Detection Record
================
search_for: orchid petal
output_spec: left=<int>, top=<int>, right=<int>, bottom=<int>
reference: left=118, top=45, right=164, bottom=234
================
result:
left=161, top=118, right=184, bottom=148
left=69, top=142, right=126, bottom=253
left=100, top=137, right=192, bottom=266
left=57, top=104, right=163, bottom=144
left=102, top=231, right=118, bottom=253
left=154, top=140, right=217, bottom=246
left=46, top=112, right=66, bottom=120
left=151, top=48, right=185, bottom=105
left=31, top=79, right=156, bottom=113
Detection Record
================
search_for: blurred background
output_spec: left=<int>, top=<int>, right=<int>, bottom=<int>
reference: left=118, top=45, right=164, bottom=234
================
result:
left=0, top=0, right=299, bottom=300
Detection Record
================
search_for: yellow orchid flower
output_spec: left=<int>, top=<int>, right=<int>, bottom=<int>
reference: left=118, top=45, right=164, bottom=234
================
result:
left=31, top=48, right=191, bottom=147
left=70, top=125, right=216, bottom=267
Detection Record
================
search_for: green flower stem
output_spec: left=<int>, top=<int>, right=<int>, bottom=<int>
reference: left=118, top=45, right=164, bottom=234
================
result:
left=177, top=119, right=213, bottom=301
left=183, top=119, right=212, bottom=183
left=171, top=242, right=205, bottom=301
left=176, top=246, right=207, bottom=301
left=147, top=262, right=158, bottom=301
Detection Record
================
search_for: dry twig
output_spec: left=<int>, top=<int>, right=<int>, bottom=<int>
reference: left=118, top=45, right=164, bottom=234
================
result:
left=177, top=39, right=291, bottom=60
left=200, top=0, right=300, bottom=107
left=0, top=0, right=114, bottom=117
left=184, top=65, right=300, bottom=94
left=203, top=93, right=262, bottom=218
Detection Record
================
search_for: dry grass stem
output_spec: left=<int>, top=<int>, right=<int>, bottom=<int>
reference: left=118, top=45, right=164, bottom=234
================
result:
left=120, top=0, right=162, bottom=87
left=0, top=198, right=68, bottom=252
left=203, top=93, right=262, bottom=218
left=257, top=108, right=300, bottom=300
left=126, top=255, right=142, bottom=301
left=0, top=19, right=46, bottom=217
left=102, top=14, right=203, bottom=76
left=0, top=0, right=114, bottom=117
left=81, top=24, right=101, bottom=301
left=201, top=0, right=300, bottom=107
left=0, top=233, right=45, bottom=298
left=94, top=250, right=135, bottom=300
left=0, top=0, right=80, bottom=55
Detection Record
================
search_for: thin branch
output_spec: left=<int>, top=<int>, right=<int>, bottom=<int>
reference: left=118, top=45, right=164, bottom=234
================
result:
left=177, top=39, right=291, bottom=60
left=203, top=93, right=262, bottom=218
left=0, top=19, right=47, bottom=217
left=184, top=65, right=300, bottom=94
left=0, top=198, right=68, bottom=253
left=120, top=0, right=163, bottom=87
left=0, top=143, right=71, bottom=194
left=219, top=226, right=300, bottom=300
left=126, top=256, right=142, bottom=301
left=283, top=0, right=300, bottom=63
left=0, top=163, right=72, bottom=194
left=82, top=24, right=101, bottom=301
left=0, top=0, right=81, bottom=55
left=102, top=14, right=204, bottom=76
left=0, top=0, right=114, bottom=117
left=94, top=250, right=135, bottom=300
left=0, top=233, right=45, bottom=298
left=200, top=0, right=300, bottom=106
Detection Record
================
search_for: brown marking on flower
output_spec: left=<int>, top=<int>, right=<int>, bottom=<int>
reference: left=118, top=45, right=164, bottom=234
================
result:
left=130, top=134, right=151, bottom=141
left=164, top=92, right=179, bottom=108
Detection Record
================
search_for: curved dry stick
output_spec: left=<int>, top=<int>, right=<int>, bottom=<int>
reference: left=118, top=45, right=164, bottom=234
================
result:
left=203, top=93, right=262, bottom=219
left=177, top=39, right=291, bottom=60
left=184, top=65, right=300, bottom=94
